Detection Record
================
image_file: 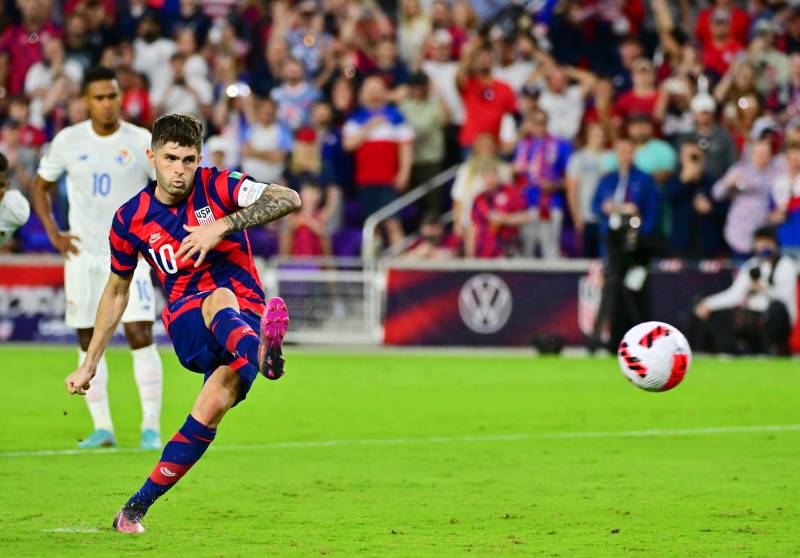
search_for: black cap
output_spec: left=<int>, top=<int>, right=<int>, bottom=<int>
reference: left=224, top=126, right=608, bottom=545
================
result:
left=753, top=226, right=777, bottom=243
left=408, top=71, right=428, bottom=87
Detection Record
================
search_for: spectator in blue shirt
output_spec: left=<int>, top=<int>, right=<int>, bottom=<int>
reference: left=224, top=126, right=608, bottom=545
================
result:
left=593, top=136, right=661, bottom=251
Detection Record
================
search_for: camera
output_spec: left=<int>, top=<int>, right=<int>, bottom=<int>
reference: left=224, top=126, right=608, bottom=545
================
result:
left=749, top=267, right=761, bottom=281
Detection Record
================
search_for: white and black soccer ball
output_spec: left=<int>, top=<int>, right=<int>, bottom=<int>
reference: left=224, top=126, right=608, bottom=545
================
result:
left=617, top=321, right=692, bottom=392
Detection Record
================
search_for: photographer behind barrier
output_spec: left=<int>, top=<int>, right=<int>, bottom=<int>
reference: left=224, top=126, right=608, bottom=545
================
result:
left=590, top=136, right=663, bottom=349
left=694, top=227, right=798, bottom=355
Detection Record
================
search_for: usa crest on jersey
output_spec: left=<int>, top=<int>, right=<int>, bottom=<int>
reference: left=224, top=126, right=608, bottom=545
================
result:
left=194, top=205, right=216, bottom=225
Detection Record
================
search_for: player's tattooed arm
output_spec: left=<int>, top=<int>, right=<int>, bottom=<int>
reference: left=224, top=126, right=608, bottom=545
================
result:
left=222, top=185, right=301, bottom=233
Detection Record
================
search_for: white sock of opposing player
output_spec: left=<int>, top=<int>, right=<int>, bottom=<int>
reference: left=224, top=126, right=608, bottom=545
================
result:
left=132, top=345, right=162, bottom=432
left=81, top=350, right=114, bottom=432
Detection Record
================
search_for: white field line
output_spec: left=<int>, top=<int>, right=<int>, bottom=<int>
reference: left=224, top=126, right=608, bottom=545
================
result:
left=44, top=528, right=101, bottom=533
left=2, top=424, right=799, bottom=459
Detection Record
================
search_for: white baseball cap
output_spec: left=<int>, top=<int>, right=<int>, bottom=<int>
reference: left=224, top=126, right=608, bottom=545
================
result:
left=690, top=94, right=716, bottom=113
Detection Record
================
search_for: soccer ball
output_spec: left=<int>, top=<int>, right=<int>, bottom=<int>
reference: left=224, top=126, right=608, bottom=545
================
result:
left=617, top=321, right=692, bottom=392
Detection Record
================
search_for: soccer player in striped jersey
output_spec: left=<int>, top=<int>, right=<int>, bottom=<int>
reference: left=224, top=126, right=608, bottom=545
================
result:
left=63, top=114, right=301, bottom=533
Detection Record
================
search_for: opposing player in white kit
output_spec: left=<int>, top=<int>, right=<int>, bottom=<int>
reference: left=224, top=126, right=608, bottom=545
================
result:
left=31, top=67, right=163, bottom=450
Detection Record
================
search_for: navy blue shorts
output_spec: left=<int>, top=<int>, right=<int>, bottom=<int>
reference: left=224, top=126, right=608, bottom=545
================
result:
left=162, top=291, right=260, bottom=405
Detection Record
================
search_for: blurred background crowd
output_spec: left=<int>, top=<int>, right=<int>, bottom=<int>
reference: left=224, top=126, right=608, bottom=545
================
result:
left=2, top=0, right=800, bottom=261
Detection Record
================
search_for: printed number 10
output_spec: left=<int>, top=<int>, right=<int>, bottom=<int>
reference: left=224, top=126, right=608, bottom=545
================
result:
left=148, top=244, right=179, bottom=274
left=92, top=173, right=111, bottom=196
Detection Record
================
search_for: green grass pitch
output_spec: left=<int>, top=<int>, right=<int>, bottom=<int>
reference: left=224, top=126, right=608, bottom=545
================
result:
left=0, top=346, right=798, bottom=557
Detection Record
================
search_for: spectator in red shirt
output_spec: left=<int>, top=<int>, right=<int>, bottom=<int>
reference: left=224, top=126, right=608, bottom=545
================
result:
left=0, top=0, right=62, bottom=96
left=695, top=0, right=750, bottom=50
left=343, top=75, right=414, bottom=247
left=455, top=37, right=517, bottom=155
left=701, top=8, right=745, bottom=79
left=614, top=58, right=661, bottom=125
left=471, top=162, right=529, bottom=258
left=280, top=180, right=332, bottom=257
left=6, top=97, right=46, bottom=149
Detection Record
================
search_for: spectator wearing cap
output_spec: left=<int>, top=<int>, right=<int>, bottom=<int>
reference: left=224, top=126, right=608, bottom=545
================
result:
left=455, top=37, right=517, bottom=156
left=607, top=115, right=677, bottom=183
left=770, top=141, right=800, bottom=257
left=241, top=97, right=292, bottom=184
left=747, top=19, right=789, bottom=96
left=592, top=136, right=661, bottom=251
left=694, top=226, right=797, bottom=355
left=613, top=58, right=660, bottom=123
left=700, top=7, right=745, bottom=78
left=535, top=62, right=596, bottom=142
left=492, top=35, right=538, bottom=95
left=712, top=137, right=781, bottom=258
left=271, top=57, right=322, bottom=131
left=566, top=122, right=612, bottom=258
left=201, top=135, right=230, bottom=169
left=343, top=76, right=414, bottom=247
left=0, top=0, right=62, bottom=97
left=513, top=108, right=573, bottom=259
left=400, top=72, right=446, bottom=213
left=678, top=94, right=738, bottom=183
left=654, top=76, right=695, bottom=146
left=663, top=141, right=718, bottom=259
left=695, top=0, right=750, bottom=50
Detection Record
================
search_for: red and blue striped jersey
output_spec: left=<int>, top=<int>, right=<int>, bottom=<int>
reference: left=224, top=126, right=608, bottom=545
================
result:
left=109, top=167, right=268, bottom=316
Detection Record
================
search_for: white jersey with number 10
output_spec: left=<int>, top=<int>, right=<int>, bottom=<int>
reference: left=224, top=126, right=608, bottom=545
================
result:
left=37, top=120, right=155, bottom=255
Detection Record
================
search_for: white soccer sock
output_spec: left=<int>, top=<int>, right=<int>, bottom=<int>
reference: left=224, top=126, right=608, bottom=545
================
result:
left=81, top=350, right=114, bottom=432
left=132, top=344, right=163, bottom=432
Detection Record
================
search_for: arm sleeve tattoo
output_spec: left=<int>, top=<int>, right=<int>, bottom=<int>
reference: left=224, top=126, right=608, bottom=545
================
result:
left=222, top=184, right=301, bottom=233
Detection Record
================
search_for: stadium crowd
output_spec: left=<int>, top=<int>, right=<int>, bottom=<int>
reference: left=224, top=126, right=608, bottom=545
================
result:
left=2, top=0, right=800, bottom=262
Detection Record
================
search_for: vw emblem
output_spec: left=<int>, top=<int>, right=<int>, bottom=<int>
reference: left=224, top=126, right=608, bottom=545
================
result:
left=458, top=273, right=513, bottom=334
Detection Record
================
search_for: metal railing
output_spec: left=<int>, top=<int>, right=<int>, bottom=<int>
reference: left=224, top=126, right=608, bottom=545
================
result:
left=361, top=165, right=459, bottom=262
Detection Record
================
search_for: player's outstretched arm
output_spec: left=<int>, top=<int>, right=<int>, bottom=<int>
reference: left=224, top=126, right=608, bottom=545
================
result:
left=177, top=184, right=300, bottom=267
left=64, top=273, right=132, bottom=395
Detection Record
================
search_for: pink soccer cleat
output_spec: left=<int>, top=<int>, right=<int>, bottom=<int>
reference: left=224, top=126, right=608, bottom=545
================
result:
left=113, top=510, right=145, bottom=534
left=258, top=297, right=289, bottom=380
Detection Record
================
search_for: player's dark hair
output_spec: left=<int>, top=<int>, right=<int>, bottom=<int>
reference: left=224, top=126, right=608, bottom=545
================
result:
left=151, top=113, right=204, bottom=152
left=82, top=66, right=117, bottom=94
left=0, top=152, right=7, bottom=173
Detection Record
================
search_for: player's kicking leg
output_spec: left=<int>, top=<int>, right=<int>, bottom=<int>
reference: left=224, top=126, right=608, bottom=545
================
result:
left=113, top=364, right=240, bottom=533
left=113, top=288, right=288, bottom=533
left=202, top=288, right=289, bottom=380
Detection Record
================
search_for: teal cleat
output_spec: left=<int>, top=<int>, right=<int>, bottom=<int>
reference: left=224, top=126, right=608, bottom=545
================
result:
left=77, top=429, right=116, bottom=449
left=140, top=429, right=162, bottom=450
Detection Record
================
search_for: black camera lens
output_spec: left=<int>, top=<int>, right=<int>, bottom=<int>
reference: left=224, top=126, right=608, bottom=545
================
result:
left=749, top=267, right=761, bottom=281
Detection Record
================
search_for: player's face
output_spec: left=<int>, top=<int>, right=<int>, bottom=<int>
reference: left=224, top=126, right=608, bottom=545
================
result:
left=84, top=79, right=122, bottom=129
left=148, top=143, right=201, bottom=202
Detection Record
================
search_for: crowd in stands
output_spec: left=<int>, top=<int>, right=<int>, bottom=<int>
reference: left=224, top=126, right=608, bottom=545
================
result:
left=2, top=0, right=800, bottom=261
